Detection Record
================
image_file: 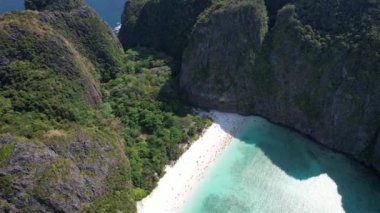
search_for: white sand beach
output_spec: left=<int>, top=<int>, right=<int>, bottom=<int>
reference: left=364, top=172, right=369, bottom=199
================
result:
left=137, top=110, right=248, bottom=213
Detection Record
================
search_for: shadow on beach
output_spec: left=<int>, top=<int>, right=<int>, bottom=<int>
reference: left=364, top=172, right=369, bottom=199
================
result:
left=212, top=115, right=380, bottom=213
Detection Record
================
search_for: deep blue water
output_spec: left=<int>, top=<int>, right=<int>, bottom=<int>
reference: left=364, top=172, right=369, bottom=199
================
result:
left=0, top=0, right=24, bottom=14
left=0, top=0, right=126, bottom=28
left=85, top=0, right=126, bottom=28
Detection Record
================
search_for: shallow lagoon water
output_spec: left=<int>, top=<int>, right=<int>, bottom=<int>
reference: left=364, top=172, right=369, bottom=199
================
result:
left=0, top=0, right=126, bottom=28
left=184, top=116, right=380, bottom=213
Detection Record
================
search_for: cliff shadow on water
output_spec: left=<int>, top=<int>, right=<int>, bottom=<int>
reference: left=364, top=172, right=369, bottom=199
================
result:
left=213, top=116, right=380, bottom=213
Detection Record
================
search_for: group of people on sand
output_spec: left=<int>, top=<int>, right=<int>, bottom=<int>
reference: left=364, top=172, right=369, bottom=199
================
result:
left=138, top=111, right=248, bottom=213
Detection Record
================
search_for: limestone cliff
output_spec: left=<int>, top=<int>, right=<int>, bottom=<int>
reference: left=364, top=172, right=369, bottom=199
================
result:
left=249, top=2, right=380, bottom=170
left=119, top=0, right=213, bottom=59
left=1, top=0, right=211, bottom=211
left=0, top=0, right=135, bottom=211
left=180, top=0, right=268, bottom=112
left=120, top=0, right=380, bottom=172
left=181, top=0, right=380, bottom=171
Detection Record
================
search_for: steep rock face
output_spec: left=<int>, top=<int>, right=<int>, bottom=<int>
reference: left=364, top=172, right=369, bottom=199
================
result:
left=0, top=0, right=135, bottom=211
left=180, top=0, right=268, bottom=112
left=118, top=0, right=293, bottom=59
left=180, top=0, right=380, bottom=171
left=0, top=132, right=132, bottom=212
left=252, top=2, right=379, bottom=167
left=119, top=0, right=380, bottom=171
left=119, top=0, right=213, bottom=59
left=0, top=11, right=100, bottom=122
left=264, top=0, right=294, bottom=26
left=36, top=5, right=124, bottom=82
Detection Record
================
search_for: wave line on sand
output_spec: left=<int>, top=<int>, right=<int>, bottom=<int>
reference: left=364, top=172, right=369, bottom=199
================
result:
left=137, top=110, right=248, bottom=213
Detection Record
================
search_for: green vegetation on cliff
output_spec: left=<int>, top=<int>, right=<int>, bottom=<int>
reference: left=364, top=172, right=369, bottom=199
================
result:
left=0, top=0, right=209, bottom=212
left=119, top=0, right=272, bottom=60
left=0, top=143, right=14, bottom=166
left=0, top=11, right=98, bottom=137
left=181, top=0, right=268, bottom=112
left=119, top=0, right=380, bottom=171
left=2, top=0, right=379, bottom=211
left=264, top=0, right=293, bottom=27
left=186, top=0, right=380, bottom=170
left=104, top=49, right=210, bottom=193
left=0, top=5, right=135, bottom=211
left=119, top=0, right=213, bottom=59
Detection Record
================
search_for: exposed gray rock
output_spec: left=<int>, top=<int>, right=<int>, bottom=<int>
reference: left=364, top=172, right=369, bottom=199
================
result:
left=179, top=2, right=380, bottom=172
left=180, top=0, right=268, bottom=113
left=0, top=132, right=127, bottom=212
left=118, top=0, right=213, bottom=59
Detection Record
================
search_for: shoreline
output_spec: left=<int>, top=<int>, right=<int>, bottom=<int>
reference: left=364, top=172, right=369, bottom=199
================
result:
left=137, top=110, right=248, bottom=213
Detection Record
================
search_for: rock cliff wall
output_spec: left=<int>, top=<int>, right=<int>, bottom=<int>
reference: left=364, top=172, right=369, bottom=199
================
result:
left=119, top=0, right=213, bottom=59
left=0, top=0, right=135, bottom=211
left=180, top=0, right=268, bottom=112
left=120, top=0, right=380, bottom=171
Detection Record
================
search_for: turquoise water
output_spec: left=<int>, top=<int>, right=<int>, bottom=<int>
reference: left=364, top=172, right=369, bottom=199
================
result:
left=184, top=117, right=380, bottom=213
left=0, top=0, right=126, bottom=28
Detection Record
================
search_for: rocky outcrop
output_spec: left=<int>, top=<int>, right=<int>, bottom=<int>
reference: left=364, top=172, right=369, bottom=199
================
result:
left=0, top=133, right=132, bottom=212
left=249, top=3, right=380, bottom=169
left=180, top=0, right=268, bottom=112
left=119, top=0, right=380, bottom=172
left=180, top=1, right=380, bottom=171
left=264, top=0, right=293, bottom=27
left=0, top=0, right=135, bottom=211
left=119, top=0, right=213, bottom=59
left=36, top=4, right=124, bottom=82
